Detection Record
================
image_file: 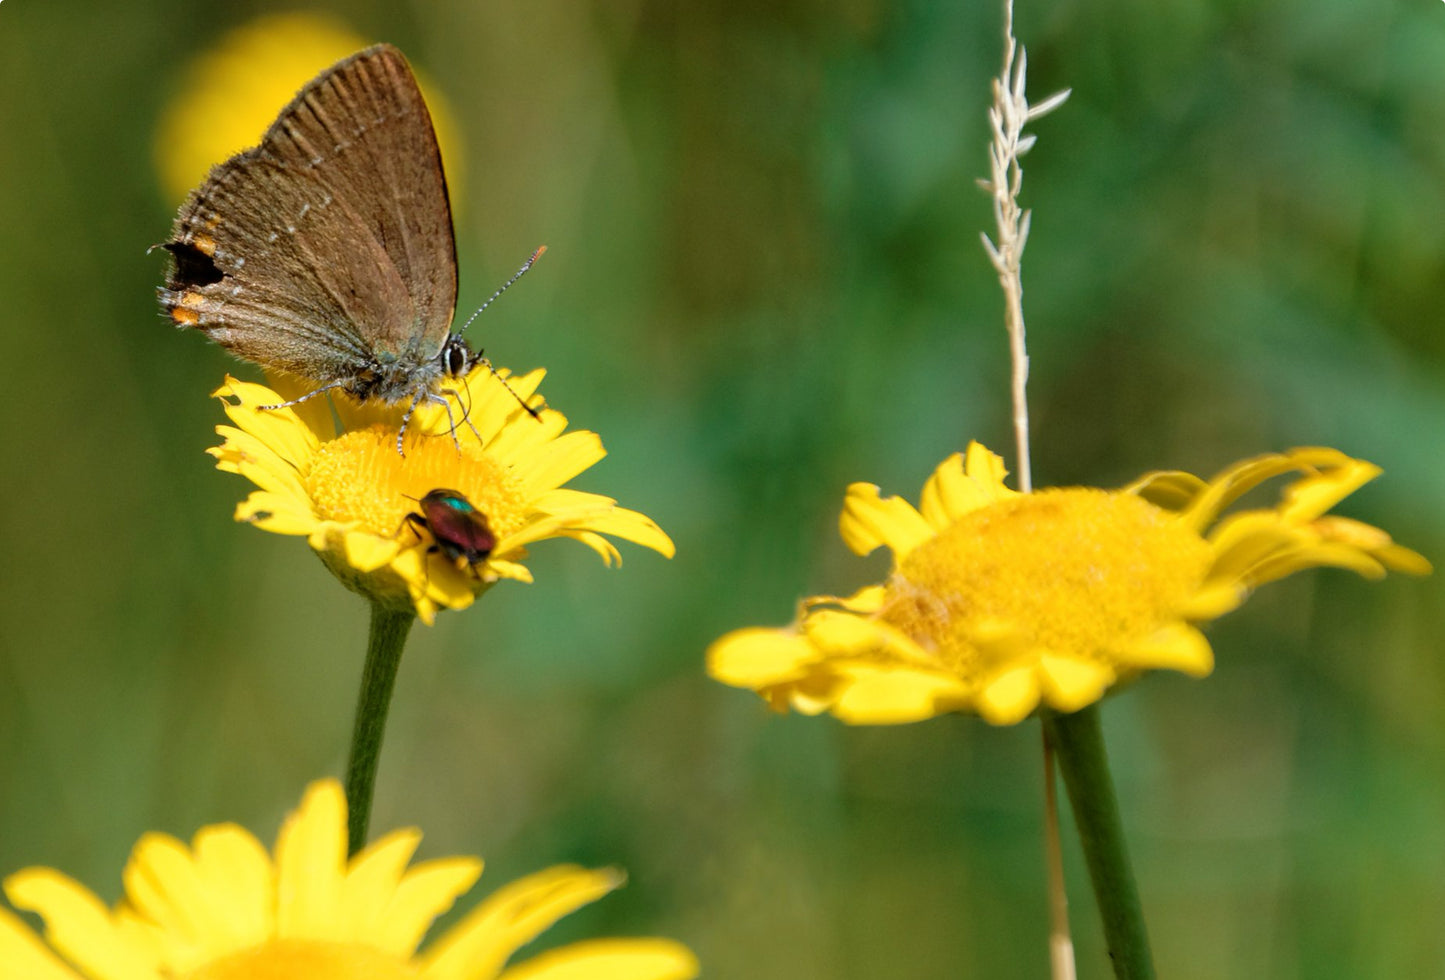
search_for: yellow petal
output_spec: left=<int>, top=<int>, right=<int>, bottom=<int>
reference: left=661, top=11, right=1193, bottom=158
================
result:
left=308, top=525, right=342, bottom=559
left=556, top=530, right=623, bottom=566
left=0, top=905, right=82, bottom=980
left=414, top=596, right=442, bottom=626
left=1121, top=469, right=1207, bottom=511
left=1181, top=451, right=1330, bottom=530
left=495, top=517, right=586, bottom=555
left=122, top=833, right=217, bottom=956
left=834, top=585, right=886, bottom=614
left=495, top=938, right=700, bottom=980
left=1278, top=458, right=1380, bottom=523
left=486, top=410, right=570, bottom=474
left=275, top=781, right=348, bottom=939
left=513, top=431, right=606, bottom=497
left=787, top=683, right=843, bottom=716
left=919, top=451, right=1010, bottom=529
left=214, top=379, right=321, bottom=464
left=5, top=869, right=156, bottom=980
left=838, top=484, right=934, bottom=560
left=207, top=426, right=308, bottom=498
left=707, top=628, right=817, bottom=687
left=1311, top=517, right=1433, bottom=575
left=189, top=824, right=274, bottom=950
left=335, top=829, right=423, bottom=951
left=486, top=560, right=534, bottom=584
left=830, top=666, right=971, bottom=724
left=1178, top=582, right=1247, bottom=620
left=1373, top=543, right=1433, bottom=576
left=1114, top=622, right=1214, bottom=677
left=233, top=492, right=316, bottom=535
left=419, top=866, right=624, bottom=980
left=406, top=555, right=479, bottom=617
left=975, top=666, right=1042, bottom=726
left=803, top=609, right=889, bottom=656
left=1247, top=542, right=1387, bottom=585
left=561, top=506, right=676, bottom=559
left=1039, top=655, right=1115, bottom=713
left=1207, top=512, right=1297, bottom=581
left=371, top=857, right=484, bottom=957
left=961, top=441, right=1013, bottom=493
left=343, top=530, right=403, bottom=574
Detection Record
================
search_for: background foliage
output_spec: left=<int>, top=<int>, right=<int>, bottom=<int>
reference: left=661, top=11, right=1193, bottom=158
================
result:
left=1, top=1, right=1442, bottom=976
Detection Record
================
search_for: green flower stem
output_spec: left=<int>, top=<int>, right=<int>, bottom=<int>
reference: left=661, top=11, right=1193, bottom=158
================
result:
left=1042, top=705, right=1156, bottom=980
left=344, top=602, right=415, bottom=855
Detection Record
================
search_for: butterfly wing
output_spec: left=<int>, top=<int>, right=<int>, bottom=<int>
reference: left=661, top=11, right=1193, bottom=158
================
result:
left=159, top=44, right=458, bottom=387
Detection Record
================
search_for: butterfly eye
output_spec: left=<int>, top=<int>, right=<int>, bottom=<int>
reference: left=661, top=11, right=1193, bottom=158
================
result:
left=443, top=337, right=471, bottom=377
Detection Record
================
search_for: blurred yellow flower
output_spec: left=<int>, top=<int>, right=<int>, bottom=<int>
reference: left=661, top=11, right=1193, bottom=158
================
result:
left=708, top=443, right=1429, bottom=726
left=209, top=365, right=673, bottom=624
left=154, top=12, right=463, bottom=206
left=0, top=780, right=697, bottom=980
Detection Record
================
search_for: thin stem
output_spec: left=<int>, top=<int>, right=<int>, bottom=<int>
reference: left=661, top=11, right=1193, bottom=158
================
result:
left=345, top=602, right=416, bottom=855
left=1042, top=706, right=1156, bottom=980
left=1041, top=728, right=1077, bottom=980
left=1004, top=264, right=1033, bottom=494
left=981, top=3, right=1076, bottom=972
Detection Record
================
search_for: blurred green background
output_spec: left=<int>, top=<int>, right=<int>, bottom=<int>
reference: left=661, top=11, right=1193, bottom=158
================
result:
left=2, top=0, right=1443, bottom=976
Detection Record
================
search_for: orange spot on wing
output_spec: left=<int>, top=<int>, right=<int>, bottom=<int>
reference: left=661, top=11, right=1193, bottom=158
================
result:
left=169, top=289, right=207, bottom=325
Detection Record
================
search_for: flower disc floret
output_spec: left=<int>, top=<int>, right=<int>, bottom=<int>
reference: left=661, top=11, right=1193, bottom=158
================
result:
left=883, top=489, right=1214, bottom=676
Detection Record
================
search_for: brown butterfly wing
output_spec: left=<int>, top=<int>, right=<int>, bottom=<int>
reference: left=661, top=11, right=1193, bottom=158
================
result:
left=160, top=44, right=458, bottom=388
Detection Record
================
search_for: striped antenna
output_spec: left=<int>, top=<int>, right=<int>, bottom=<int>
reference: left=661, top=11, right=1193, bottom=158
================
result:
left=456, top=245, right=547, bottom=336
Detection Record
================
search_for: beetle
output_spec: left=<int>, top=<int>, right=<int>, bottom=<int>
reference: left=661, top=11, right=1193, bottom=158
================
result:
left=400, top=489, right=496, bottom=573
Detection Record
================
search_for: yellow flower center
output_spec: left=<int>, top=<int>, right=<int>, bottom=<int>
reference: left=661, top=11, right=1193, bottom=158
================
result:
left=305, top=424, right=529, bottom=538
left=184, top=939, right=415, bottom=980
left=881, top=488, right=1212, bottom=672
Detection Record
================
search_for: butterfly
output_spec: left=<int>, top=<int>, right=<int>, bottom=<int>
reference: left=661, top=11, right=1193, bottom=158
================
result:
left=158, top=44, right=538, bottom=453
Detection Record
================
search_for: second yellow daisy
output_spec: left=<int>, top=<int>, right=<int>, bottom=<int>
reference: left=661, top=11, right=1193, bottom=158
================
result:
left=708, top=443, right=1428, bottom=726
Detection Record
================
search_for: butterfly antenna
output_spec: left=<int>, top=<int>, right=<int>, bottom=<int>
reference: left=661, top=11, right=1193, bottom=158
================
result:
left=478, top=355, right=543, bottom=420
left=456, top=245, right=547, bottom=337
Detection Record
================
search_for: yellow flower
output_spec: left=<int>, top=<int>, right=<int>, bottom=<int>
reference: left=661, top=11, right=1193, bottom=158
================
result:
left=154, top=12, right=464, bottom=206
left=708, top=443, right=1429, bottom=726
left=0, top=780, right=698, bottom=980
left=209, top=365, right=674, bottom=624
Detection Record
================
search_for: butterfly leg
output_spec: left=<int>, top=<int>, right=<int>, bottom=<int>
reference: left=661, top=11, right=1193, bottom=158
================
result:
left=258, top=379, right=349, bottom=412
left=438, top=387, right=485, bottom=448
left=397, top=388, right=481, bottom=457
left=395, top=388, right=430, bottom=457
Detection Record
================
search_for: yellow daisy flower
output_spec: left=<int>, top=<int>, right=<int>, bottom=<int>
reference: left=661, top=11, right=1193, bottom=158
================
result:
left=154, top=11, right=464, bottom=206
left=708, top=442, right=1429, bottom=726
left=0, top=780, right=698, bottom=980
left=209, top=365, right=674, bottom=624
